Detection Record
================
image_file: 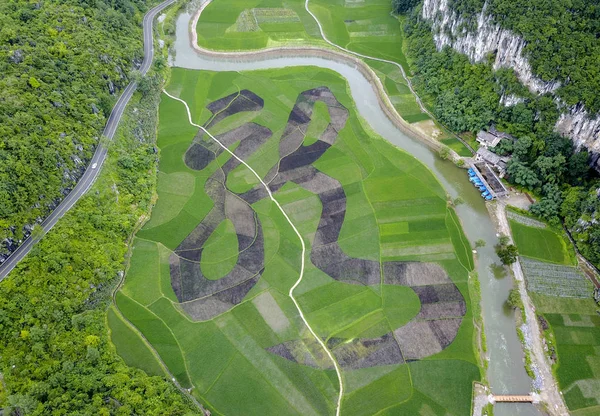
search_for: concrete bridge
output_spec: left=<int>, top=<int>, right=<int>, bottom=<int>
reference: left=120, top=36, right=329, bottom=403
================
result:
left=491, top=394, right=536, bottom=403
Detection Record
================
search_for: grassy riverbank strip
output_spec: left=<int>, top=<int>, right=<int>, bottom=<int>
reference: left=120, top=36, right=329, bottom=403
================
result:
left=193, top=0, right=472, bottom=158
left=506, top=207, right=600, bottom=413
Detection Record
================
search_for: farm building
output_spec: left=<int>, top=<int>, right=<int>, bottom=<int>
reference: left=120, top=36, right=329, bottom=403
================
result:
left=476, top=131, right=501, bottom=148
left=476, top=125, right=515, bottom=149
left=470, top=160, right=509, bottom=198
left=489, top=125, right=515, bottom=141
left=476, top=148, right=511, bottom=176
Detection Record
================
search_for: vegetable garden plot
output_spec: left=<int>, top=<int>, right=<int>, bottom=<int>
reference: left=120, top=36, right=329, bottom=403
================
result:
left=253, top=8, right=301, bottom=24
left=520, top=257, right=592, bottom=298
left=507, top=210, right=546, bottom=228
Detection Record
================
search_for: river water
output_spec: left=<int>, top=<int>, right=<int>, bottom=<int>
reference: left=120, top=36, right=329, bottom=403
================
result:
left=171, top=8, right=540, bottom=415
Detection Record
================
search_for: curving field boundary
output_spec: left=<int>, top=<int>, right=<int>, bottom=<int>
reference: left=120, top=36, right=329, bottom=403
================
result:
left=162, top=88, right=346, bottom=416
left=187, top=0, right=463, bottom=161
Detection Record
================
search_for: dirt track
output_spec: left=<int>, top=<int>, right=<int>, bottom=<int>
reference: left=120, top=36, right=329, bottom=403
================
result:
left=188, top=0, right=466, bottom=162
left=494, top=203, right=569, bottom=415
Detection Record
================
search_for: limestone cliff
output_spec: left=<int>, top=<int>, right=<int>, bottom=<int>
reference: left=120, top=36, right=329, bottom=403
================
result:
left=421, top=0, right=600, bottom=155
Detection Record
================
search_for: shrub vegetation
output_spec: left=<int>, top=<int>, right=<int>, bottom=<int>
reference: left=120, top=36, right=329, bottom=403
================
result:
left=0, top=69, right=195, bottom=414
left=0, top=0, right=154, bottom=258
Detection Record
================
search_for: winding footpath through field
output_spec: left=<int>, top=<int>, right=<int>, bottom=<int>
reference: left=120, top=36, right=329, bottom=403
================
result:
left=300, top=0, right=475, bottom=154
left=162, top=89, right=345, bottom=416
left=0, top=0, right=178, bottom=281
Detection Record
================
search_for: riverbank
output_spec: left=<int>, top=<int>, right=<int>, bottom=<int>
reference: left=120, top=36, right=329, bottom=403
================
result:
left=491, top=202, right=569, bottom=415
left=187, top=1, right=462, bottom=162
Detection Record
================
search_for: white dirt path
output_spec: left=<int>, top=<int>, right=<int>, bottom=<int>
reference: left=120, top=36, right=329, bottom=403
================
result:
left=303, top=0, right=427, bottom=114
left=162, top=89, right=344, bottom=416
left=303, top=0, right=475, bottom=154
left=495, top=202, right=569, bottom=415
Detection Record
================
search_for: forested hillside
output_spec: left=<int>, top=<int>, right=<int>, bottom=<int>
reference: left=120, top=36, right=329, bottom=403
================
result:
left=0, top=0, right=197, bottom=414
left=394, top=0, right=600, bottom=266
left=0, top=0, right=148, bottom=260
left=0, top=73, right=197, bottom=414
left=448, top=0, right=600, bottom=113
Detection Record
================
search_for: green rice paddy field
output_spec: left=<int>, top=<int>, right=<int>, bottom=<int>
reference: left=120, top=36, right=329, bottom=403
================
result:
left=509, top=220, right=573, bottom=265
left=195, top=0, right=434, bottom=128
left=510, top=215, right=600, bottom=413
left=112, top=66, right=480, bottom=415
left=531, top=294, right=600, bottom=414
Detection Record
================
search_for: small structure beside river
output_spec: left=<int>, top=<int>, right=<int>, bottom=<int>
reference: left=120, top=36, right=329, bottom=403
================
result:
left=476, top=125, right=515, bottom=148
left=469, top=161, right=509, bottom=198
left=476, top=147, right=511, bottom=176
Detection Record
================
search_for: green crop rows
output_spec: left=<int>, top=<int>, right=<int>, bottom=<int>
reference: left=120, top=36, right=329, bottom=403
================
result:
left=520, top=258, right=592, bottom=299
left=114, top=66, right=480, bottom=415
left=196, top=0, right=318, bottom=50
left=507, top=209, right=547, bottom=229
left=531, top=294, right=600, bottom=413
left=510, top=219, right=573, bottom=265
left=193, top=0, right=471, bottom=154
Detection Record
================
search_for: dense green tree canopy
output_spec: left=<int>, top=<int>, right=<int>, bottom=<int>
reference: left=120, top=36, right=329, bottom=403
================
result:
left=0, top=0, right=197, bottom=413
left=392, top=0, right=420, bottom=13
left=0, top=0, right=147, bottom=256
left=496, top=242, right=518, bottom=265
left=449, top=0, right=600, bottom=113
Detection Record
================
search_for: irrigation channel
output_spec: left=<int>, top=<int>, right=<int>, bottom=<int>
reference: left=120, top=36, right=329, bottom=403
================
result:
left=171, top=4, right=540, bottom=415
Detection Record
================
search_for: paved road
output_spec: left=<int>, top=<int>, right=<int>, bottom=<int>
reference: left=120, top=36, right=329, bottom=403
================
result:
left=0, top=0, right=177, bottom=281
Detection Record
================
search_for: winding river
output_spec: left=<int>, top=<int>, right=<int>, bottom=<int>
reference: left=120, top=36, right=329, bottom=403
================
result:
left=171, top=4, right=540, bottom=415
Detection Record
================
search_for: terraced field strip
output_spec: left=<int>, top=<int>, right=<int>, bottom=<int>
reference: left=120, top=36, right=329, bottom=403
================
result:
left=507, top=210, right=547, bottom=228
left=303, top=0, right=474, bottom=155
left=520, top=257, right=592, bottom=298
left=161, top=89, right=344, bottom=416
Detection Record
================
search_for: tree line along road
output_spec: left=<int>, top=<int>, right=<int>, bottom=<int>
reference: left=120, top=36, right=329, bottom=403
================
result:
left=0, top=0, right=178, bottom=281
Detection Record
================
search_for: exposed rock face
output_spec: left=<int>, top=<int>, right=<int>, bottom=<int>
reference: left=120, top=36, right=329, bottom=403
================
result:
left=499, top=93, right=524, bottom=107
left=10, top=49, right=24, bottom=64
left=421, top=0, right=600, bottom=158
left=555, top=104, right=600, bottom=154
left=422, top=0, right=558, bottom=95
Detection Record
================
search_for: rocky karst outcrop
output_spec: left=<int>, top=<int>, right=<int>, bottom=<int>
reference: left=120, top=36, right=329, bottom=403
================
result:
left=422, top=0, right=558, bottom=95
left=421, top=0, right=600, bottom=158
left=555, top=105, right=600, bottom=156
